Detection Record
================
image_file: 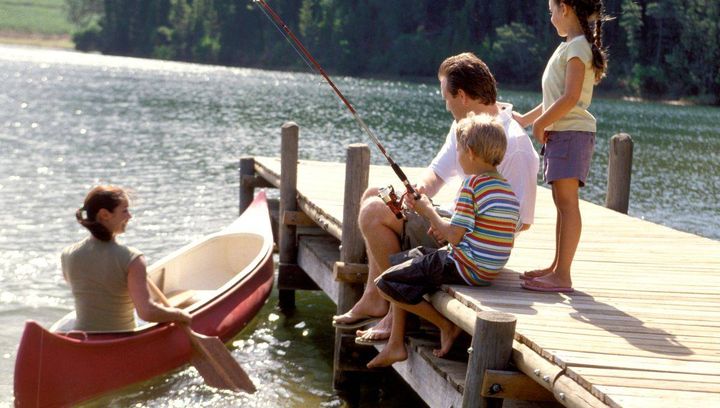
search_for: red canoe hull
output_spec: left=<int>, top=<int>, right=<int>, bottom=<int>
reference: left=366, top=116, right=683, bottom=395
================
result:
left=14, top=192, right=274, bottom=407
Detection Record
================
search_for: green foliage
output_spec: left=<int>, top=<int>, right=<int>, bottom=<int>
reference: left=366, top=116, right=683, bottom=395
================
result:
left=72, top=20, right=101, bottom=51
left=487, top=23, right=545, bottom=85
left=57, top=0, right=720, bottom=104
left=0, top=0, right=74, bottom=35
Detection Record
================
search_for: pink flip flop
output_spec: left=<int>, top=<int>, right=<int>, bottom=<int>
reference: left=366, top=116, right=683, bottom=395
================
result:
left=521, top=280, right=574, bottom=293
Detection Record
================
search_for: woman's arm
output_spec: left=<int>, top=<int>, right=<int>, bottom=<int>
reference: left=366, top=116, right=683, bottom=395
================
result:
left=127, top=256, right=192, bottom=324
left=532, top=57, right=585, bottom=143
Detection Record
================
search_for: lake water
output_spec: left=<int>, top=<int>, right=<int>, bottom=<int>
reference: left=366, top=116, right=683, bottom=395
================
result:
left=1, top=44, right=718, bottom=407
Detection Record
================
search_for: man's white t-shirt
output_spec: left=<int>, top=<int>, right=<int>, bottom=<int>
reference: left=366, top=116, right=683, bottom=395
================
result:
left=428, top=103, right=540, bottom=225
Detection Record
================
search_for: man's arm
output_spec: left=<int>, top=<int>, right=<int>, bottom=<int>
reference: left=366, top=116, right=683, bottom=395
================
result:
left=417, top=168, right=445, bottom=198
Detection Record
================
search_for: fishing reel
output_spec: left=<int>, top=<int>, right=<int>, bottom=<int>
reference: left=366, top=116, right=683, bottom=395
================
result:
left=378, top=185, right=406, bottom=220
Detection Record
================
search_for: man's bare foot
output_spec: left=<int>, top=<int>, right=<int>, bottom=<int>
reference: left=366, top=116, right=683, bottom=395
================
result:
left=433, top=323, right=463, bottom=358
left=520, top=267, right=554, bottom=280
left=356, top=314, right=392, bottom=341
left=367, top=342, right=408, bottom=368
left=332, top=301, right=388, bottom=328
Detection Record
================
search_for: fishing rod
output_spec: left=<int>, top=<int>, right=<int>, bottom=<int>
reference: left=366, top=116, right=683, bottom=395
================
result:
left=253, top=0, right=421, bottom=203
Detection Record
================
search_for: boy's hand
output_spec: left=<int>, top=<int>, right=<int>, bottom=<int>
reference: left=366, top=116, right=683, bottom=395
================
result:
left=405, top=193, right=433, bottom=217
left=427, top=226, right=448, bottom=245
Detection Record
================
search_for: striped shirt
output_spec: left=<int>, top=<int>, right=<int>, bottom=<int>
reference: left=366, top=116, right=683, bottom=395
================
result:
left=449, top=172, right=520, bottom=285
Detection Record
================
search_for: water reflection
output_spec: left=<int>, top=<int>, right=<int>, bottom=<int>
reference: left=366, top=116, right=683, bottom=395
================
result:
left=0, top=45, right=718, bottom=405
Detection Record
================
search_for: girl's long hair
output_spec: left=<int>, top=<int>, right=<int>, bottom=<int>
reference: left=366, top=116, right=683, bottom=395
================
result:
left=561, top=0, right=610, bottom=83
left=76, top=186, right=127, bottom=241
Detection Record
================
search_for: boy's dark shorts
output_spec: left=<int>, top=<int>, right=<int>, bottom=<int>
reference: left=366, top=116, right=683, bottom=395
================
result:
left=375, top=247, right=466, bottom=305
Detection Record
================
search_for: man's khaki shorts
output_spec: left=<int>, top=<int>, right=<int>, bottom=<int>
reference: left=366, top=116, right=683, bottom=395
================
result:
left=400, top=210, right=443, bottom=251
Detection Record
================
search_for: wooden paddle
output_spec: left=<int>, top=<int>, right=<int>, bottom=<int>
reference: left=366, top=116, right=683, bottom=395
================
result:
left=146, top=280, right=256, bottom=393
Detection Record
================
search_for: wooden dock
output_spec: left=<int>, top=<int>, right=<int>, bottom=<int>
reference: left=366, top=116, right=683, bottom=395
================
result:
left=241, top=123, right=720, bottom=408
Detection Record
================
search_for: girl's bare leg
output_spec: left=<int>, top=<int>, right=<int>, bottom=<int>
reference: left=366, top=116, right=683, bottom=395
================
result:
left=528, top=178, right=579, bottom=288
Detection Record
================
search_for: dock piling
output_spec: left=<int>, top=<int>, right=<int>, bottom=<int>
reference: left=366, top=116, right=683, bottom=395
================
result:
left=239, top=157, right=255, bottom=214
left=278, top=122, right=300, bottom=310
left=605, top=133, right=634, bottom=214
left=462, top=311, right=517, bottom=408
left=332, top=143, right=370, bottom=388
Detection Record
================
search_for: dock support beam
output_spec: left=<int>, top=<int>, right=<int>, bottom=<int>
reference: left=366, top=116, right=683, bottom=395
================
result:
left=333, top=143, right=370, bottom=388
left=278, top=122, right=299, bottom=311
left=606, top=133, right=633, bottom=214
left=462, top=311, right=517, bottom=408
left=239, top=157, right=255, bottom=214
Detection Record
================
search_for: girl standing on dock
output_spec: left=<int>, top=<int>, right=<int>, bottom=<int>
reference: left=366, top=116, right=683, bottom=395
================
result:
left=62, top=185, right=191, bottom=331
left=514, top=0, right=609, bottom=292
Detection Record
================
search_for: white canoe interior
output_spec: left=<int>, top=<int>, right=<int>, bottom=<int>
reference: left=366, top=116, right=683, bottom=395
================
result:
left=51, top=229, right=270, bottom=334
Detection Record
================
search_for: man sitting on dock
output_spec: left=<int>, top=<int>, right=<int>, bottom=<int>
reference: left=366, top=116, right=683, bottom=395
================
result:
left=332, top=52, right=539, bottom=343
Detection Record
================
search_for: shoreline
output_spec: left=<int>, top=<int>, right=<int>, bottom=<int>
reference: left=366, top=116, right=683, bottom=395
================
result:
left=0, top=36, right=712, bottom=107
left=0, top=31, right=73, bottom=49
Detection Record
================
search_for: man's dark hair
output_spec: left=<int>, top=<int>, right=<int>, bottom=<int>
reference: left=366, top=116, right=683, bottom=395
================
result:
left=438, top=52, right=497, bottom=105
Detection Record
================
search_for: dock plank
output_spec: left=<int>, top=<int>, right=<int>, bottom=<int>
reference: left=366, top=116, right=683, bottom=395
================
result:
left=253, top=156, right=720, bottom=407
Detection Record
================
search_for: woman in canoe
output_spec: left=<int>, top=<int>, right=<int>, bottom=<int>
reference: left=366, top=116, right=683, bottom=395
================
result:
left=61, top=185, right=191, bottom=332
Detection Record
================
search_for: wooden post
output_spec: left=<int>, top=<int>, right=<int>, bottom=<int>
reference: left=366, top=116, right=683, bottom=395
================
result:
left=239, top=157, right=255, bottom=214
left=605, top=133, right=633, bottom=214
left=462, top=311, right=517, bottom=408
left=278, top=122, right=299, bottom=310
left=332, top=143, right=370, bottom=388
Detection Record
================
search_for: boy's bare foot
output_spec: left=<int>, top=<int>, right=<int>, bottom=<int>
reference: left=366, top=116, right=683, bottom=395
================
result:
left=433, top=323, right=463, bottom=358
left=519, top=267, right=554, bottom=280
left=367, top=342, right=408, bottom=368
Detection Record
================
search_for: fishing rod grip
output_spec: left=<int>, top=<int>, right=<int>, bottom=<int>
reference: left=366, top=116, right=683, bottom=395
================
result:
left=390, top=163, right=421, bottom=200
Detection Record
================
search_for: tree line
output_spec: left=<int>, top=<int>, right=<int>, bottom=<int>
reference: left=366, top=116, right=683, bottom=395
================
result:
left=66, top=0, right=719, bottom=104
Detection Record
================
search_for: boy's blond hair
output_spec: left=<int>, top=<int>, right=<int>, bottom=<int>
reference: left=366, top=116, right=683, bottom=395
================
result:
left=455, top=113, right=507, bottom=166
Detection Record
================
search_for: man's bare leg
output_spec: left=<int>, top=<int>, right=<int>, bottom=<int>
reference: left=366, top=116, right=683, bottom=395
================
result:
left=332, top=191, right=403, bottom=326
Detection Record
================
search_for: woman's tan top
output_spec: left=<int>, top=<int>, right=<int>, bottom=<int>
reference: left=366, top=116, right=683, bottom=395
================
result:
left=61, top=236, right=143, bottom=332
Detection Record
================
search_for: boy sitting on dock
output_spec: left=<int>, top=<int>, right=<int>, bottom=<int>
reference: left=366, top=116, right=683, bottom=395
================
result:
left=367, top=113, right=520, bottom=368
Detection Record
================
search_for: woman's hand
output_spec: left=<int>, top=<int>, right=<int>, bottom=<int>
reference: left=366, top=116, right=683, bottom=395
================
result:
left=173, top=308, right=192, bottom=325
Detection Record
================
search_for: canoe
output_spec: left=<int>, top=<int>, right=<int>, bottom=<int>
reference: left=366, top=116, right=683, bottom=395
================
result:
left=14, top=191, right=274, bottom=407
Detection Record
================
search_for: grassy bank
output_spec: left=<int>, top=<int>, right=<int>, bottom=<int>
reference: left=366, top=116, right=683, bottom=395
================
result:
left=0, top=0, right=73, bottom=48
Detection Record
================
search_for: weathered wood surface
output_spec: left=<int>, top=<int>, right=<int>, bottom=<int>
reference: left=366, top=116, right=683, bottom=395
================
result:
left=253, top=156, right=720, bottom=408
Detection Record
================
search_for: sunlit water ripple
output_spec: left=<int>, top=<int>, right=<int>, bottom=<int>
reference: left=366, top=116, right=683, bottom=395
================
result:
left=1, top=45, right=718, bottom=406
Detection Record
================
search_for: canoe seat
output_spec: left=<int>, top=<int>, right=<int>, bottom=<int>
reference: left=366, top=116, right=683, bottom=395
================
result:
left=165, top=289, right=215, bottom=308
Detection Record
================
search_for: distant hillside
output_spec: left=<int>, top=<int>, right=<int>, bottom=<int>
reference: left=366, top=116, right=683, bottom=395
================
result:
left=0, top=0, right=73, bottom=47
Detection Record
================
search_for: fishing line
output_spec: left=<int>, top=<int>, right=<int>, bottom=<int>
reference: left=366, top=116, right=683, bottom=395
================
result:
left=253, top=0, right=421, bottom=199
